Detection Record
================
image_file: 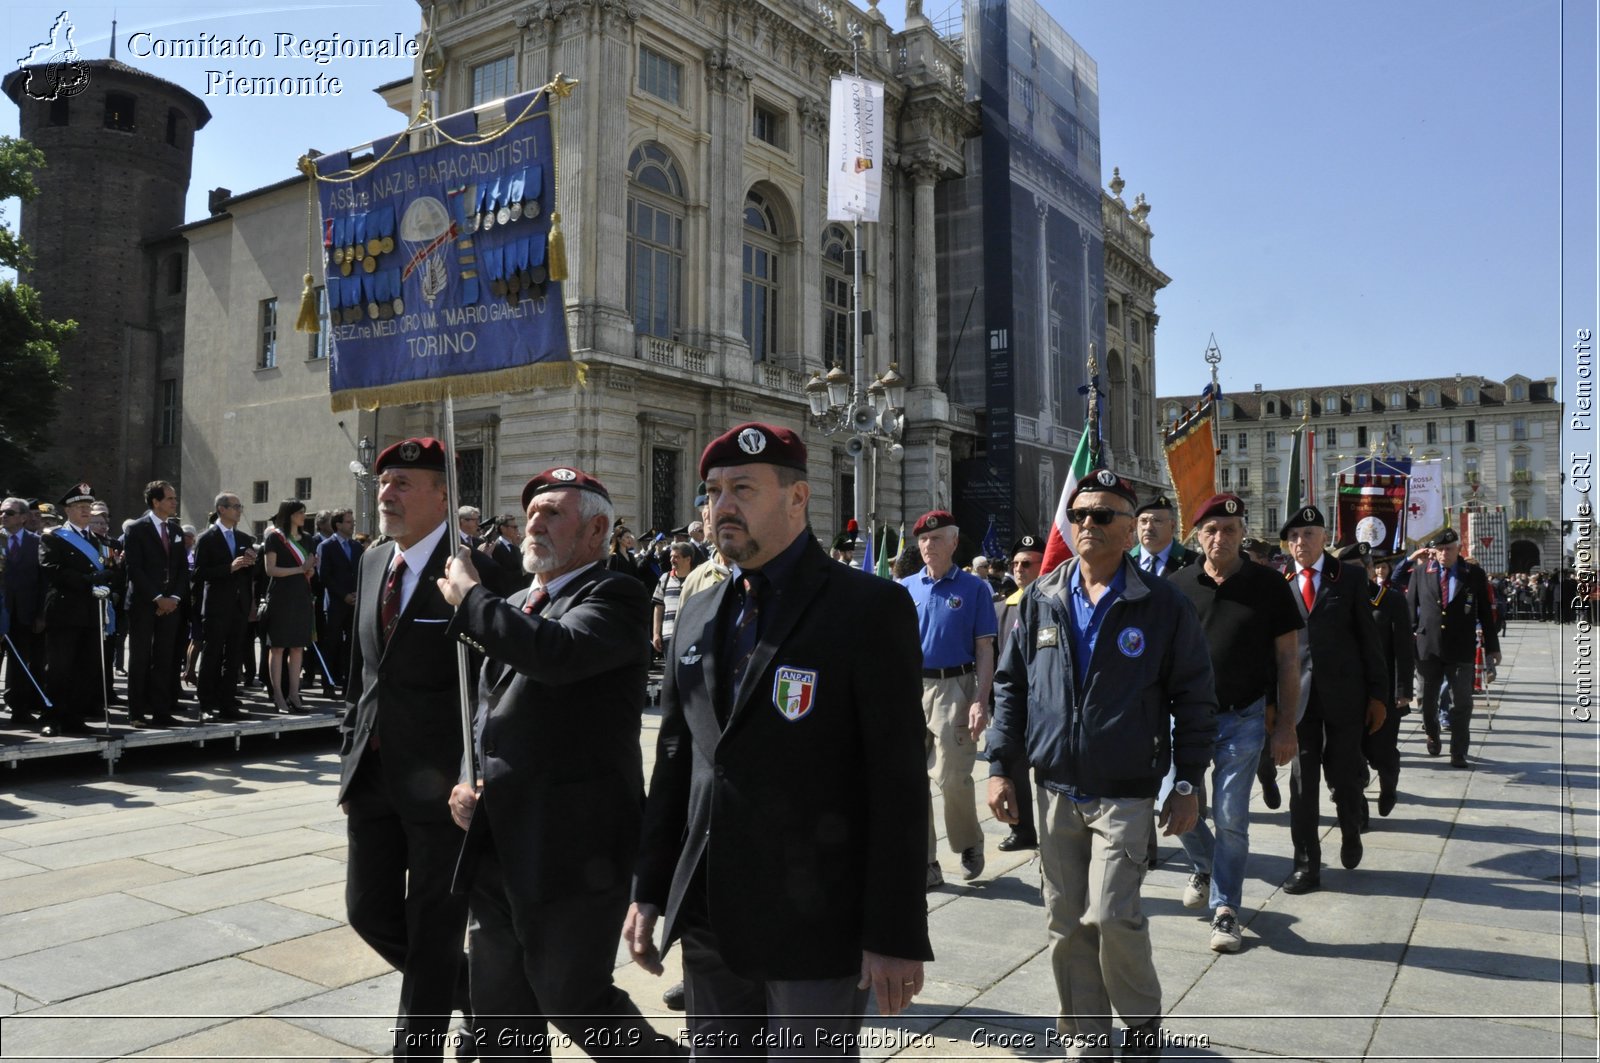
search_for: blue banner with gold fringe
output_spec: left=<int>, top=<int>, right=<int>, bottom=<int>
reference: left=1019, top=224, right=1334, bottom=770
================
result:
left=311, top=90, right=573, bottom=412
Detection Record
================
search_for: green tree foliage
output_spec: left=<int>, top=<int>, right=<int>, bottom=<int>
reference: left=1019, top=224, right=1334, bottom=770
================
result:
left=0, top=135, right=72, bottom=494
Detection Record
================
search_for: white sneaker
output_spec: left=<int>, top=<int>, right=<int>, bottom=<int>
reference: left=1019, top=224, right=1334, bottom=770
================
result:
left=1183, top=871, right=1211, bottom=909
left=1209, top=909, right=1242, bottom=953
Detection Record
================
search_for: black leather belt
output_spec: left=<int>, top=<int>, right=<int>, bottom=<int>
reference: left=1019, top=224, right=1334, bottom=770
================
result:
left=923, top=663, right=976, bottom=679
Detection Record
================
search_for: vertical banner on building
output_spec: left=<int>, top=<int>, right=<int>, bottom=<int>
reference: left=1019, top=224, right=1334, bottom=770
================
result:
left=1162, top=399, right=1218, bottom=540
left=312, top=91, right=574, bottom=412
left=826, top=75, right=885, bottom=222
left=1405, top=458, right=1446, bottom=545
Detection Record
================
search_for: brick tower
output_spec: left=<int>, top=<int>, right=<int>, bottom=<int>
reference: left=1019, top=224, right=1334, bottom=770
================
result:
left=4, top=59, right=210, bottom=517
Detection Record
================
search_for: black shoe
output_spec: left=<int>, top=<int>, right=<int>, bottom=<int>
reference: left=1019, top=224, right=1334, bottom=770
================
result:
left=1282, top=867, right=1322, bottom=894
left=150, top=714, right=177, bottom=728
left=1340, top=832, right=1363, bottom=869
left=1359, top=799, right=1370, bottom=833
left=286, top=699, right=309, bottom=715
left=662, top=980, right=686, bottom=1012
left=219, top=706, right=247, bottom=720
left=1450, top=753, right=1468, bottom=769
left=1122, top=1017, right=1163, bottom=1061
left=1426, top=736, right=1442, bottom=757
left=1261, top=775, right=1281, bottom=809
left=997, top=828, right=1038, bottom=852
left=1378, top=787, right=1397, bottom=817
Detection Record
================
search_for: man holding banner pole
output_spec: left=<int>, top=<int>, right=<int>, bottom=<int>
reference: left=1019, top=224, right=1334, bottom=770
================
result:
left=337, top=438, right=473, bottom=1060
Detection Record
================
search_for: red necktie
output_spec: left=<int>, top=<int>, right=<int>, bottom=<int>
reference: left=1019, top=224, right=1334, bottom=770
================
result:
left=522, top=587, right=549, bottom=615
left=1439, top=564, right=1450, bottom=608
left=1299, top=568, right=1316, bottom=612
left=380, top=556, right=407, bottom=644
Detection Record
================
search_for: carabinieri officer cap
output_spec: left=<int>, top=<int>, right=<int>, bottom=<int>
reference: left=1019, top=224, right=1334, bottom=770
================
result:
left=59, top=482, right=95, bottom=506
left=1279, top=504, right=1326, bottom=540
left=522, top=467, right=611, bottom=509
left=374, top=437, right=448, bottom=475
left=1067, top=468, right=1138, bottom=510
left=699, top=422, right=808, bottom=479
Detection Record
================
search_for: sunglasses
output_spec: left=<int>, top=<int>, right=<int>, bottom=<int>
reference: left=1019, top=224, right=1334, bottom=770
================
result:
left=1, top=510, right=24, bottom=517
left=1066, top=507, right=1132, bottom=526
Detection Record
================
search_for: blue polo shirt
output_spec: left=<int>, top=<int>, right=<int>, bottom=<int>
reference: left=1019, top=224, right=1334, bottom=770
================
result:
left=1068, top=563, right=1128, bottom=689
left=899, top=565, right=998, bottom=669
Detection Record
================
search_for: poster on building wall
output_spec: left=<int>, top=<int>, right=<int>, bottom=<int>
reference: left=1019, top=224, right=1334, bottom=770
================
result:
left=826, top=75, right=885, bottom=222
left=312, top=90, right=572, bottom=412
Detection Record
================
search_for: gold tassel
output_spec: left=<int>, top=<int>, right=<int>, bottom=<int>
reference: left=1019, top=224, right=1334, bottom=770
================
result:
left=547, top=212, right=568, bottom=281
left=294, top=273, right=320, bottom=333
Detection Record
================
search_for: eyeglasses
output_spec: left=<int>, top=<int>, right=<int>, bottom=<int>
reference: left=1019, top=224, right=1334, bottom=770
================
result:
left=1066, top=507, right=1132, bottom=526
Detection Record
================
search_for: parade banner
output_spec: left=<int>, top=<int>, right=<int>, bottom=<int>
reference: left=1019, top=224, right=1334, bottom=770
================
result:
left=1162, top=399, right=1217, bottom=540
left=1405, top=458, right=1446, bottom=545
left=1336, top=473, right=1407, bottom=552
left=826, top=75, right=885, bottom=222
left=312, top=91, right=572, bottom=412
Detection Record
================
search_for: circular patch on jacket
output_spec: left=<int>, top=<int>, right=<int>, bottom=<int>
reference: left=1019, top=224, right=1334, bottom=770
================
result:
left=948, top=594, right=963, bottom=609
left=1117, top=627, right=1146, bottom=658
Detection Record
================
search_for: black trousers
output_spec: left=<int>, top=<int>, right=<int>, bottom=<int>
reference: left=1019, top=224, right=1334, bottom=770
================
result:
left=3, top=624, right=46, bottom=722
left=45, top=621, right=101, bottom=728
left=127, top=604, right=182, bottom=719
left=1288, top=692, right=1367, bottom=868
left=344, top=754, right=471, bottom=1061
left=1361, top=700, right=1402, bottom=793
left=1418, top=658, right=1476, bottom=760
left=465, top=841, right=676, bottom=1060
left=197, top=611, right=247, bottom=709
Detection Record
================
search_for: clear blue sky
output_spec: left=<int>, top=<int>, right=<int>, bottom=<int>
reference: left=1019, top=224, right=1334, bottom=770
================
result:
left=3, top=0, right=1594, bottom=404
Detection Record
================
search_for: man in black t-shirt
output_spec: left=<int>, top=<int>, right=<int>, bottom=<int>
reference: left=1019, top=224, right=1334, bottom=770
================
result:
left=1169, top=494, right=1303, bottom=954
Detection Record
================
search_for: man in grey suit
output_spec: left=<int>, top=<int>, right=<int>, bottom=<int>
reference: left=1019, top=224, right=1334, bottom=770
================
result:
left=337, top=437, right=470, bottom=1061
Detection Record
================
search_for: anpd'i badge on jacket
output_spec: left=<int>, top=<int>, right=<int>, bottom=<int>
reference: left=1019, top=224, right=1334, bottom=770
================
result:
left=773, top=667, right=818, bottom=722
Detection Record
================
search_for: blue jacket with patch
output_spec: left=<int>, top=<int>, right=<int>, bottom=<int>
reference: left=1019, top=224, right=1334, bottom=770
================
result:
left=988, top=555, right=1217, bottom=798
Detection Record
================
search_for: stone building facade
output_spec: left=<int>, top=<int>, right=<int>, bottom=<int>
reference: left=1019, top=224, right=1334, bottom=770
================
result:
left=3, top=60, right=210, bottom=517
left=1157, top=373, right=1564, bottom=573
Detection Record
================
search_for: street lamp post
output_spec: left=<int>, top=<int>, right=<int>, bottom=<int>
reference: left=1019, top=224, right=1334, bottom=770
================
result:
left=806, top=362, right=907, bottom=565
left=349, top=435, right=377, bottom=537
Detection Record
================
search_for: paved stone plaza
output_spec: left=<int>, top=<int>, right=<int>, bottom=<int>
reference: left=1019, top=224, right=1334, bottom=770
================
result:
left=0, top=622, right=1593, bottom=1061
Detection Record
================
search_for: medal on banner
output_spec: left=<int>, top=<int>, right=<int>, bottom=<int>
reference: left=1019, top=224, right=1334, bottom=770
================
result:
left=364, top=210, right=382, bottom=258
left=507, top=238, right=524, bottom=294
left=496, top=176, right=513, bottom=226
left=469, top=183, right=484, bottom=232
left=351, top=212, right=367, bottom=268
left=389, top=268, right=405, bottom=316
left=345, top=275, right=365, bottom=324
left=507, top=170, right=525, bottom=222
left=523, top=165, right=543, bottom=220
left=483, top=177, right=501, bottom=231
left=327, top=269, right=343, bottom=321
left=373, top=271, right=391, bottom=319
left=447, top=186, right=481, bottom=304
left=528, top=231, right=548, bottom=286
left=357, top=212, right=378, bottom=272
left=365, top=272, right=381, bottom=320
left=487, top=245, right=507, bottom=299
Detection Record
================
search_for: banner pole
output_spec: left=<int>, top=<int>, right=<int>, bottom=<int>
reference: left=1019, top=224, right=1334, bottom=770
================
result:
left=442, top=392, right=479, bottom=785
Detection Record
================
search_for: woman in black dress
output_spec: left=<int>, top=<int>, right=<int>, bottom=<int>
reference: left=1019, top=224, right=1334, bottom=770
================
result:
left=263, top=500, right=316, bottom=713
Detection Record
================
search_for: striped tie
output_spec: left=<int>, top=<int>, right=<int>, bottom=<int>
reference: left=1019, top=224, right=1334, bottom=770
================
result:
left=380, top=556, right=406, bottom=645
left=522, top=587, right=549, bottom=615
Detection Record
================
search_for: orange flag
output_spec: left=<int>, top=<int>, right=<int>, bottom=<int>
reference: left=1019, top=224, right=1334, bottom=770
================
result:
left=1163, top=401, right=1218, bottom=540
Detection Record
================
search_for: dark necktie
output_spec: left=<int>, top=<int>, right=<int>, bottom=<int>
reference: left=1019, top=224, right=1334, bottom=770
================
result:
left=158, top=520, right=170, bottom=552
left=522, top=587, right=549, bottom=615
left=729, top=574, right=765, bottom=699
left=1439, top=564, right=1450, bottom=608
left=381, top=556, right=407, bottom=645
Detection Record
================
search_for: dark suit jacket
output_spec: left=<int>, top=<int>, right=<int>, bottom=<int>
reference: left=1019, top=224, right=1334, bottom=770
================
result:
left=634, top=536, right=933, bottom=981
left=337, top=531, right=468, bottom=822
left=447, top=564, right=650, bottom=902
left=1290, top=554, right=1387, bottom=721
left=192, top=525, right=257, bottom=623
left=39, top=526, right=109, bottom=629
left=1367, top=581, right=1414, bottom=707
left=4, top=528, right=44, bottom=626
left=1129, top=541, right=1200, bottom=576
left=123, top=515, right=188, bottom=614
left=1406, top=557, right=1499, bottom=665
left=317, top=535, right=364, bottom=613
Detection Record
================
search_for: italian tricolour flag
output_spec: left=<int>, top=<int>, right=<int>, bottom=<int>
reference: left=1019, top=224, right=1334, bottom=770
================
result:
left=1041, top=430, right=1096, bottom=576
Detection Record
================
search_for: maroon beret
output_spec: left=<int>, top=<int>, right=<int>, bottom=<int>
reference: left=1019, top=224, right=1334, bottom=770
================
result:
left=1067, top=468, right=1138, bottom=510
left=374, top=437, right=448, bottom=475
left=1192, top=493, right=1246, bottom=526
left=522, top=466, right=611, bottom=510
left=913, top=509, right=956, bottom=537
left=699, top=422, right=808, bottom=480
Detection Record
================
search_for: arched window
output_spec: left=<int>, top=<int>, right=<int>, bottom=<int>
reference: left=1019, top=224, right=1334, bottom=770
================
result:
left=626, top=143, right=685, bottom=339
left=742, top=191, right=781, bottom=360
left=1388, top=388, right=1404, bottom=409
left=1423, top=386, right=1439, bottom=407
left=821, top=224, right=851, bottom=367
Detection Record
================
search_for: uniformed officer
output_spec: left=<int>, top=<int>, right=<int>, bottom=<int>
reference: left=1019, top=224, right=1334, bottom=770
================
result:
left=38, top=483, right=114, bottom=736
left=902, top=509, right=999, bottom=888
left=1406, top=528, right=1499, bottom=767
left=1280, top=506, right=1388, bottom=894
left=1334, top=542, right=1413, bottom=821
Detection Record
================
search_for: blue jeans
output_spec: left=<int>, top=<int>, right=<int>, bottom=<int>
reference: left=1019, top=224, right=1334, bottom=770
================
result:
left=1178, top=698, right=1267, bottom=912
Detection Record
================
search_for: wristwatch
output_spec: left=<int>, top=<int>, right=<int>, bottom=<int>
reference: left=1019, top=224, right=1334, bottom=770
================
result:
left=1173, top=780, right=1194, bottom=797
